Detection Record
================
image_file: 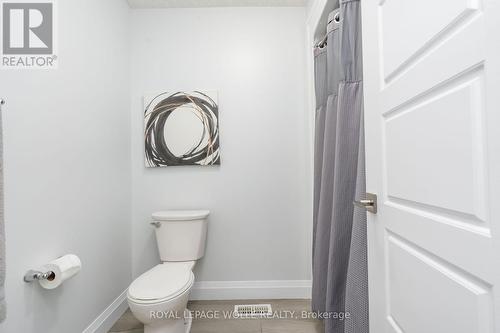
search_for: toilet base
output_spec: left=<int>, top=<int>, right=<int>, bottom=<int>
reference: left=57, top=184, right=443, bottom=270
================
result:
left=184, top=315, right=192, bottom=332
left=143, top=309, right=192, bottom=333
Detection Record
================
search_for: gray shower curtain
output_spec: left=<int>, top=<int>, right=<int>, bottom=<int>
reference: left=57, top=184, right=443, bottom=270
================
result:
left=0, top=105, right=4, bottom=323
left=312, top=1, right=368, bottom=333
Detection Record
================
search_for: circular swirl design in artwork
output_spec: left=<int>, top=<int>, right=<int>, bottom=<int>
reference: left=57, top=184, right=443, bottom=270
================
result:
left=144, top=91, right=220, bottom=167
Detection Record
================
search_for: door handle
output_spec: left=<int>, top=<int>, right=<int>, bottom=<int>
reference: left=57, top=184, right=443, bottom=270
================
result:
left=353, top=193, right=377, bottom=213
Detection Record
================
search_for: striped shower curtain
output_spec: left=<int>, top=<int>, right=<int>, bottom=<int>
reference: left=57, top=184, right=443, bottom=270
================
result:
left=311, top=1, right=368, bottom=333
left=0, top=102, right=5, bottom=323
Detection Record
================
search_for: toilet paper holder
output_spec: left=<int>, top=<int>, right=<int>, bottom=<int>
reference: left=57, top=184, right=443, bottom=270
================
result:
left=23, top=269, right=56, bottom=283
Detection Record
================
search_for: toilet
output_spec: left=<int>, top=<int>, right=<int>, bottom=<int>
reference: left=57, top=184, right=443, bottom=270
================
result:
left=127, top=210, right=209, bottom=333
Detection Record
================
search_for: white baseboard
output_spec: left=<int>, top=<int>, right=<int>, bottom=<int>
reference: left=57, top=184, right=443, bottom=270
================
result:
left=82, top=289, right=128, bottom=333
left=190, top=280, right=312, bottom=301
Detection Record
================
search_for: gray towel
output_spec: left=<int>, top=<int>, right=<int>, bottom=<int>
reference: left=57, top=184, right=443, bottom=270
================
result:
left=0, top=107, right=5, bottom=323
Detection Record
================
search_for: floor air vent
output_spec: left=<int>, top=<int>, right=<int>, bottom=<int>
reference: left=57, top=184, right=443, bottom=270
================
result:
left=234, top=304, right=272, bottom=318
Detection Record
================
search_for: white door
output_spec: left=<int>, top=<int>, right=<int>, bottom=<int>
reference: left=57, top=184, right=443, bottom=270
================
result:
left=361, top=0, right=500, bottom=332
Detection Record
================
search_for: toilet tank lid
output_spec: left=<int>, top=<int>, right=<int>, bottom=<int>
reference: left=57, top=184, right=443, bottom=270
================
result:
left=152, top=210, right=210, bottom=221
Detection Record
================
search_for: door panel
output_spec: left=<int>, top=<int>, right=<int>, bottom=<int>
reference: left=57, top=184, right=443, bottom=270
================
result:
left=362, top=0, right=500, bottom=332
left=383, top=205, right=494, bottom=281
left=384, top=72, right=487, bottom=222
left=382, top=16, right=485, bottom=112
left=387, top=233, right=492, bottom=333
left=380, top=0, right=480, bottom=81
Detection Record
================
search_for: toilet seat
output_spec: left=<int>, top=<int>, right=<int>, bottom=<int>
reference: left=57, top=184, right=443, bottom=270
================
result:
left=128, top=262, right=194, bottom=304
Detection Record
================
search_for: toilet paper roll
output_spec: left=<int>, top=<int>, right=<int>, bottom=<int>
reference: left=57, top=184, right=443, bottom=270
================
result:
left=38, top=254, right=82, bottom=290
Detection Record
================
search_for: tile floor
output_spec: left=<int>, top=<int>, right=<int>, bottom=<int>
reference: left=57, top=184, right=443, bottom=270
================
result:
left=109, top=299, right=324, bottom=333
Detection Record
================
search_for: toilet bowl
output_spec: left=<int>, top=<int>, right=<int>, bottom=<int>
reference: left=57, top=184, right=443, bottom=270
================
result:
left=127, top=210, right=209, bottom=333
left=128, top=262, right=195, bottom=333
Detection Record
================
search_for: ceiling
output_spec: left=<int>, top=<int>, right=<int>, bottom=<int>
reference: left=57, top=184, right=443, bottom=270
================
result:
left=128, top=0, right=308, bottom=8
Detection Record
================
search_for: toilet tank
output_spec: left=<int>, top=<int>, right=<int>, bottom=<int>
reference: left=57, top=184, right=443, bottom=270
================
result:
left=151, top=210, right=209, bottom=262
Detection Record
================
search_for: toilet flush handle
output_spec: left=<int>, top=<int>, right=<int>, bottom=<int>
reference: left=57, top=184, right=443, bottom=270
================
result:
left=150, top=221, right=161, bottom=228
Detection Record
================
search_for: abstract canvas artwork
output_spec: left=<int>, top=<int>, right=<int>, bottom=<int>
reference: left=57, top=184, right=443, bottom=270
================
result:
left=144, top=91, right=220, bottom=167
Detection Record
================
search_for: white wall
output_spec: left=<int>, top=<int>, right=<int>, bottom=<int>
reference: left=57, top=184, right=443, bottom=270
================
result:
left=0, top=0, right=131, bottom=332
left=0, top=5, right=312, bottom=331
left=130, top=7, right=313, bottom=283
